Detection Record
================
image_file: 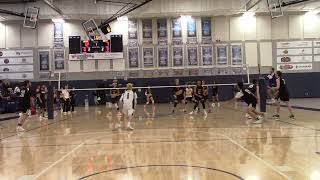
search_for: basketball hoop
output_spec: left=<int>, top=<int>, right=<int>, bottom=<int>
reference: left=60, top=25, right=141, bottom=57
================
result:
left=267, top=0, right=284, bottom=19
left=24, top=7, right=39, bottom=29
left=82, top=19, right=103, bottom=40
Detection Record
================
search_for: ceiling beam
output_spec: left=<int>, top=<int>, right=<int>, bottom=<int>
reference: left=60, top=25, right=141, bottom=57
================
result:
left=41, top=0, right=65, bottom=17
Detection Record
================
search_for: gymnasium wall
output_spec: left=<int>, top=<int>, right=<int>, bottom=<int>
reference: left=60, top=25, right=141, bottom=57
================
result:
left=1, top=13, right=320, bottom=99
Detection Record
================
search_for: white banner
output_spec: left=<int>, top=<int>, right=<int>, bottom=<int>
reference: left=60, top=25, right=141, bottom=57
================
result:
left=0, top=65, right=33, bottom=72
left=277, top=41, right=312, bottom=48
left=0, top=73, right=34, bottom=80
left=69, top=52, right=124, bottom=60
left=314, top=56, right=320, bottom=62
left=276, top=48, right=312, bottom=56
left=314, top=41, right=320, bottom=47
left=277, top=56, right=313, bottom=63
left=314, top=48, right=320, bottom=55
left=0, top=50, right=33, bottom=57
left=277, top=63, right=312, bottom=71
left=0, top=57, right=33, bottom=65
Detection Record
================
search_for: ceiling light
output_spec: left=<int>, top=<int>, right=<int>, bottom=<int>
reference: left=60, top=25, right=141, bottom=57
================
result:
left=242, top=12, right=255, bottom=18
left=0, top=16, right=5, bottom=21
left=305, top=10, right=319, bottom=17
left=52, top=18, right=65, bottom=23
left=117, top=16, right=128, bottom=21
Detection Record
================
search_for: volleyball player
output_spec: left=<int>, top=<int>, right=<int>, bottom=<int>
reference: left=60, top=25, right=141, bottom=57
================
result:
left=211, top=82, right=220, bottom=108
left=144, top=86, right=155, bottom=106
left=271, top=71, right=295, bottom=119
left=120, top=83, right=137, bottom=131
left=185, top=83, right=194, bottom=105
left=235, top=82, right=264, bottom=124
left=246, top=80, right=260, bottom=119
left=202, top=80, right=211, bottom=113
left=172, top=79, right=185, bottom=113
left=16, top=80, right=32, bottom=131
left=267, top=67, right=277, bottom=104
left=190, top=80, right=207, bottom=117
left=39, top=85, right=48, bottom=119
left=110, top=82, right=121, bottom=111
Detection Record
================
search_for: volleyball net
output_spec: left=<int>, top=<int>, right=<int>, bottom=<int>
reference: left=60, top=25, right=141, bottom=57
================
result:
left=56, top=64, right=253, bottom=105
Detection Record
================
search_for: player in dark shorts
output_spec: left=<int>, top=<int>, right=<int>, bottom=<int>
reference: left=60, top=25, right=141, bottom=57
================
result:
left=245, top=79, right=260, bottom=119
left=16, top=80, right=32, bottom=131
left=39, top=85, right=48, bottom=119
left=267, top=67, right=277, bottom=103
left=190, top=80, right=207, bottom=117
left=172, top=80, right=185, bottom=113
left=211, top=82, right=220, bottom=108
left=235, top=82, right=264, bottom=124
left=110, top=82, right=120, bottom=111
left=144, top=86, right=155, bottom=106
left=202, top=80, right=211, bottom=113
left=271, top=71, right=295, bottom=119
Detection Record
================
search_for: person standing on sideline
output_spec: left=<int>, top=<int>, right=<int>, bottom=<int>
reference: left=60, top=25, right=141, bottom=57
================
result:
left=16, top=80, right=32, bottom=131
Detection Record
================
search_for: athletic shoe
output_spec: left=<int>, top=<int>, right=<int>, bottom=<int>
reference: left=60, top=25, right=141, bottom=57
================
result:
left=245, top=113, right=252, bottom=119
left=289, top=115, right=295, bottom=119
left=16, top=126, right=25, bottom=132
left=272, top=114, right=280, bottom=118
left=217, top=103, right=220, bottom=107
left=211, top=103, right=215, bottom=108
left=252, top=119, right=263, bottom=124
left=189, top=111, right=194, bottom=115
left=127, top=125, right=134, bottom=131
left=63, top=112, right=67, bottom=115
left=258, top=115, right=264, bottom=120
left=203, top=110, right=208, bottom=118
left=268, top=99, right=276, bottom=104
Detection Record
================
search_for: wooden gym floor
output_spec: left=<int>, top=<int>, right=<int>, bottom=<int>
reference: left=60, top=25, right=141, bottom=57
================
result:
left=0, top=101, right=320, bottom=180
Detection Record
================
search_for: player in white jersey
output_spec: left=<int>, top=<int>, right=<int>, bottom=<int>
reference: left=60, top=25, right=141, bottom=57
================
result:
left=120, top=83, right=138, bottom=131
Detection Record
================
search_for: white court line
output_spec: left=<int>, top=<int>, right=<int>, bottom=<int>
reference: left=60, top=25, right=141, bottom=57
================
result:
left=191, top=130, right=291, bottom=180
left=31, top=132, right=118, bottom=180
left=189, top=113, right=292, bottom=180
left=220, top=133, right=292, bottom=180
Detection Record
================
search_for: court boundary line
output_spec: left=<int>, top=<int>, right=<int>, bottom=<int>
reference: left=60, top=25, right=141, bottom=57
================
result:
left=218, top=132, right=291, bottom=180
left=189, top=114, right=292, bottom=180
left=30, top=132, right=122, bottom=180
left=77, top=164, right=244, bottom=180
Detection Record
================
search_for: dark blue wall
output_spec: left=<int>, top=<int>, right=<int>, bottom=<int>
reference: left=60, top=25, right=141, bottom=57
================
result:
left=31, top=72, right=320, bottom=106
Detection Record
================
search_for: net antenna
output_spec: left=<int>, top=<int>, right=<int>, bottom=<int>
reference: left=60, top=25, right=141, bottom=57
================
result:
left=23, top=7, right=39, bottom=29
left=267, top=0, right=284, bottom=19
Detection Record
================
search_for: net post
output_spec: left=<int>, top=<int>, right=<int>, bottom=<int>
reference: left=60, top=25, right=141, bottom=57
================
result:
left=259, top=77, right=267, bottom=113
left=47, top=71, right=54, bottom=120
left=58, top=72, right=61, bottom=90
left=246, top=64, right=250, bottom=84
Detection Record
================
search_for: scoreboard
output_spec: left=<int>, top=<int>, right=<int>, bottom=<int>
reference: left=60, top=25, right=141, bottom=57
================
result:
left=69, top=35, right=123, bottom=55
left=68, top=35, right=123, bottom=60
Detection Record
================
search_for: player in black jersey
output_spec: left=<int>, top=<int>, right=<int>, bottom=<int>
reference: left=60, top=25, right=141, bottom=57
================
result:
left=16, top=80, right=32, bottom=131
left=267, top=67, right=277, bottom=103
left=172, top=79, right=185, bottom=113
left=271, top=71, right=295, bottom=119
left=202, top=80, right=212, bottom=113
left=144, top=86, right=155, bottom=106
left=245, top=80, right=260, bottom=119
left=235, top=82, right=264, bottom=124
left=190, top=80, right=207, bottom=117
left=110, top=82, right=120, bottom=111
left=211, top=81, right=220, bottom=108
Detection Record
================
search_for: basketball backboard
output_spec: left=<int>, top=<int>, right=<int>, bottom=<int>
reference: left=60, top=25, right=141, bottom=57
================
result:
left=23, top=7, right=39, bottom=29
left=267, top=0, right=284, bottom=18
